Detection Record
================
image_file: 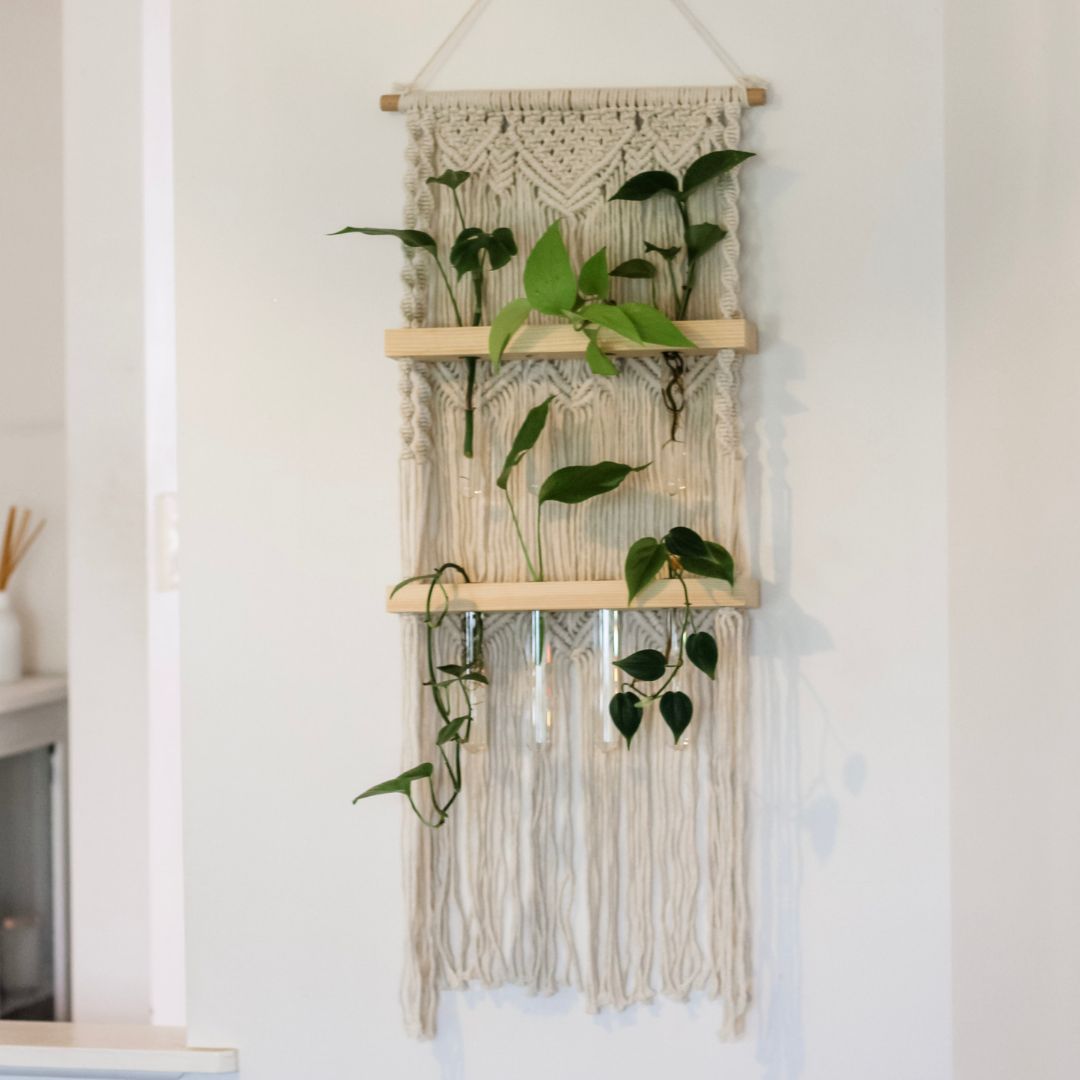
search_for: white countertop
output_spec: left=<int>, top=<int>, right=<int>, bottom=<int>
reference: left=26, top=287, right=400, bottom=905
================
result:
left=0, top=676, right=67, bottom=717
left=0, top=1021, right=237, bottom=1075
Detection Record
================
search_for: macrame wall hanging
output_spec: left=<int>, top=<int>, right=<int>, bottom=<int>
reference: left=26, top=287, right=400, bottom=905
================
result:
left=363, top=0, right=765, bottom=1042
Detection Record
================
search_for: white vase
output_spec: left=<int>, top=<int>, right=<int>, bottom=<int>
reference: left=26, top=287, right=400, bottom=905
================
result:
left=0, top=591, right=23, bottom=683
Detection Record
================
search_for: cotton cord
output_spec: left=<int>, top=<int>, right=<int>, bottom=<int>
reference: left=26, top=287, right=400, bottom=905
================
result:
left=394, top=86, right=752, bottom=1040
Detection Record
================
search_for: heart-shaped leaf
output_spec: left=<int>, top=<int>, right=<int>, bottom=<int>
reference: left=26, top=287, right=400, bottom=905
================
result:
left=578, top=248, right=610, bottom=300
left=609, top=690, right=644, bottom=748
left=659, top=691, right=693, bottom=743
left=663, top=526, right=708, bottom=559
left=686, top=631, right=718, bottom=679
left=681, top=150, right=755, bottom=195
left=489, top=298, right=533, bottom=371
left=610, top=258, right=657, bottom=279
left=619, top=303, right=696, bottom=349
left=679, top=540, right=735, bottom=586
left=537, top=461, right=648, bottom=507
left=624, top=536, right=668, bottom=604
left=353, top=762, right=433, bottom=802
left=614, top=648, right=667, bottom=682
left=330, top=227, right=436, bottom=253
left=524, top=221, right=577, bottom=314
left=644, top=241, right=680, bottom=261
left=609, top=170, right=679, bottom=202
left=436, top=717, right=468, bottom=745
left=578, top=303, right=644, bottom=343
left=497, top=395, right=554, bottom=489
left=426, top=169, right=471, bottom=190
left=584, top=330, right=618, bottom=377
left=686, top=222, right=727, bottom=260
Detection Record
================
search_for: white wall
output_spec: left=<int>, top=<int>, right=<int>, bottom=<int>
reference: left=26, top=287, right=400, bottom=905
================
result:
left=0, top=0, right=66, bottom=676
left=174, top=2, right=950, bottom=1078
left=946, top=2, right=1080, bottom=1078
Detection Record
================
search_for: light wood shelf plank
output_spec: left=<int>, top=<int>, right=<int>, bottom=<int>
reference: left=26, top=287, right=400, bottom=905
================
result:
left=385, top=319, right=756, bottom=362
left=386, top=577, right=759, bottom=614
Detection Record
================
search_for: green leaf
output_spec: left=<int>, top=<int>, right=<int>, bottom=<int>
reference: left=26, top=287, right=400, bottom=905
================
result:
left=659, top=691, right=693, bottom=743
left=614, top=649, right=667, bottom=682
left=644, top=241, right=680, bottom=261
left=461, top=672, right=489, bottom=685
left=496, top=394, right=554, bottom=489
left=679, top=540, right=735, bottom=586
left=537, top=461, right=648, bottom=507
left=609, top=170, right=679, bottom=202
left=584, top=330, right=619, bottom=377
left=624, top=537, right=669, bottom=604
left=449, top=227, right=486, bottom=278
left=523, top=221, right=577, bottom=314
left=609, top=691, right=643, bottom=748
left=486, top=227, right=518, bottom=271
left=426, top=169, right=471, bottom=190
left=578, top=302, right=645, bottom=343
left=686, top=631, right=718, bottom=680
left=663, top=526, right=709, bottom=559
left=488, top=298, right=533, bottom=371
left=330, top=227, right=437, bottom=253
left=437, top=663, right=466, bottom=677
left=352, top=762, right=434, bottom=802
left=686, top=222, right=727, bottom=260
left=610, top=258, right=657, bottom=280
left=436, top=717, right=468, bottom=745
left=578, top=248, right=610, bottom=300
left=619, top=303, right=697, bottom=349
left=681, top=150, right=755, bottom=194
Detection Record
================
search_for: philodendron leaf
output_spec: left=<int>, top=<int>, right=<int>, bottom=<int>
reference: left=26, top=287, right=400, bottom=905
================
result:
left=686, top=222, right=727, bottom=260
left=537, top=461, right=648, bottom=507
left=486, top=227, right=518, bottom=270
left=679, top=541, right=736, bottom=586
left=620, top=303, right=696, bottom=349
left=523, top=221, right=577, bottom=314
left=610, top=258, right=657, bottom=279
left=609, top=170, right=679, bottom=202
left=624, top=536, right=669, bottom=604
left=614, top=648, right=668, bottom=682
left=451, top=227, right=519, bottom=278
left=659, top=691, right=693, bottom=743
left=353, top=762, right=434, bottom=802
left=497, top=394, right=554, bottom=489
left=584, top=329, right=619, bottom=377
left=645, top=241, right=680, bottom=261
left=609, top=690, right=644, bottom=748
left=435, top=717, right=468, bottom=745
left=578, top=248, right=610, bottom=300
left=578, top=302, right=644, bottom=343
left=488, top=298, right=533, bottom=371
left=427, top=169, right=471, bottom=190
left=663, top=526, right=709, bottom=560
left=686, top=631, right=718, bottom=679
left=330, top=227, right=437, bottom=253
left=681, top=150, right=755, bottom=195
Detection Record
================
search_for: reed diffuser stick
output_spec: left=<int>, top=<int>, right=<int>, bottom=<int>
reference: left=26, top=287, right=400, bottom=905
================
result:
left=0, top=507, right=45, bottom=590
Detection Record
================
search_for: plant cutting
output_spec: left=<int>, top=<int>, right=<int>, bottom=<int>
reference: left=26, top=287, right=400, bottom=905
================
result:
left=608, top=149, right=755, bottom=442
left=332, top=170, right=517, bottom=465
left=608, top=526, right=735, bottom=748
left=488, top=221, right=696, bottom=376
left=354, top=562, right=486, bottom=828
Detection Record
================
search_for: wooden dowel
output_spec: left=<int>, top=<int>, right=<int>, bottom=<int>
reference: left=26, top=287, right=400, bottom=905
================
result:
left=380, top=87, right=767, bottom=111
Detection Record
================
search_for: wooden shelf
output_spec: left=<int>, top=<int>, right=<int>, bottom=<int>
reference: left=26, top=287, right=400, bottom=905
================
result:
left=386, top=577, right=759, bottom=614
left=385, top=318, right=756, bottom=362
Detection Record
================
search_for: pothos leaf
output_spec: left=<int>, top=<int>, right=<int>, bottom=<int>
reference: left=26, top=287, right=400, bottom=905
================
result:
left=352, top=762, right=434, bottom=802
left=537, top=461, right=648, bottom=507
left=577, top=248, right=610, bottom=300
left=488, top=298, right=533, bottom=371
left=610, top=258, right=657, bottom=279
left=497, top=395, right=554, bottom=489
left=609, top=170, right=679, bottom=202
left=686, top=631, right=718, bottom=680
left=619, top=303, right=696, bottom=349
left=659, top=691, right=693, bottom=743
left=681, top=150, right=755, bottom=194
left=577, top=302, right=644, bottom=343
left=663, top=526, right=709, bottom=559
left=624, top=536, right=669, bottom=605
left=609, top=690, right=644, bottom=748
left=678, top=540, right=735, bottom=586
left=686, top=222, right=727, bottom=260
left=584, top=329, right=618, bottom=377
left=614, top=648, right=668, bottom=682
left=523, top=221, right=577, bottom=314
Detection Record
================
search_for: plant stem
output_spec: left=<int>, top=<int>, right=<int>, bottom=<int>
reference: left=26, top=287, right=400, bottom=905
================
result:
left=676, top=200, right=696, bottom=319
left=432, top=255, right=465, bottom=327
left=640, top=569, right=692, bottom=699
left=504, top=489, right=539, bottom=581
left=461, top=265, right=484, bottom=459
